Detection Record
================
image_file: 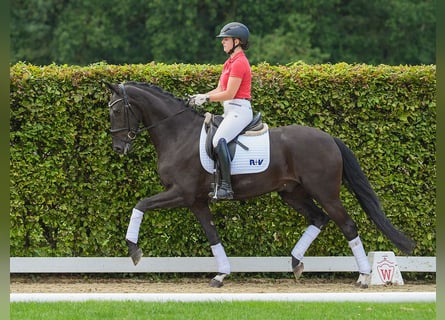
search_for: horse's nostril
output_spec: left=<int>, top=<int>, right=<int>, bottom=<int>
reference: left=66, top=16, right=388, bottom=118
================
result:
left=113, top=143, right=131, bottom=154
left=113, top=145, right=123, bottom=154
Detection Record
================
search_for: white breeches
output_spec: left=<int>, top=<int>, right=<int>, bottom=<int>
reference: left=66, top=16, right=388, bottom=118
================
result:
left=212, top=99, right=253, bottom=147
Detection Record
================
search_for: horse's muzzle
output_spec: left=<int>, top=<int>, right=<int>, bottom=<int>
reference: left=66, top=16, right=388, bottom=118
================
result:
left=113, top=141, right=132, bottom=155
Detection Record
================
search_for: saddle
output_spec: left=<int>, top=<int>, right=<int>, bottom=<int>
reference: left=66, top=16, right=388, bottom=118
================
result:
left=204, top=112, right=266, bottom=161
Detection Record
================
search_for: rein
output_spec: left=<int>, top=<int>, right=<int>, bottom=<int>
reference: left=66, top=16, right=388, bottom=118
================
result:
left=109, top=83, right=189, bottom=140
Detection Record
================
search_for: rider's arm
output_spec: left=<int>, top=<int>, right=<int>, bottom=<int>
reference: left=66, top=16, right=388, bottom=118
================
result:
left=207, top=76, right=242, bottom=102
left=206, top=82, right=223, bottom=96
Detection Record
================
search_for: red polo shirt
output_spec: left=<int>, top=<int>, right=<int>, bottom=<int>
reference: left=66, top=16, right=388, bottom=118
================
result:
left=219, top=51, right=251, bottom=99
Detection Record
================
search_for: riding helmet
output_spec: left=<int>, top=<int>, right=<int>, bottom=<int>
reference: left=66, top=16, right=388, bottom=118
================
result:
left=216, top=22, right=250, bottom=45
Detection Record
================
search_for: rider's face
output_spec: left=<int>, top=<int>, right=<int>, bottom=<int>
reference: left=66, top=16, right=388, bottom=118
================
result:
left=221, top=37, right=238, bottom=54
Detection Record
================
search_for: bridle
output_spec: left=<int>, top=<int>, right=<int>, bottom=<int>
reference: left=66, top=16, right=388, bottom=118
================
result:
left=109, top=83, right=189, bottom=140
left=109, top=84, right=140, bottom=140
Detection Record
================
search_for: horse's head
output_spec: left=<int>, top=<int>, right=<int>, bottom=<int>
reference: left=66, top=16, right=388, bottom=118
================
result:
left=105, top=82, right=140, bottom=154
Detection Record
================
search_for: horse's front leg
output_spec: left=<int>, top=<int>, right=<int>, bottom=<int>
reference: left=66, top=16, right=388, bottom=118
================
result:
left=125, top=187, right=187, bottom=266
left=191, top=202, right=230, bottom=288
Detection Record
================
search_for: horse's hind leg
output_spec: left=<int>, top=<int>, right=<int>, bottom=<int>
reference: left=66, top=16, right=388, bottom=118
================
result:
left=279, top=190, right=330, bottom=280
left=190, top=201, right=230, bottom=288
left=319, top=198, right=372, bottom=288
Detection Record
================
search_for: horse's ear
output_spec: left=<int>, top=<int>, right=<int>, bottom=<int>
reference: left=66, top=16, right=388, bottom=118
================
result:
left=103, top=81, right=119, bottom=94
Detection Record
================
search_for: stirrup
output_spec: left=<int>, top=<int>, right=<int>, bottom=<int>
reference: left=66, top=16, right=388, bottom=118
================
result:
left=208, top=183, right=233, bottom=200
left=215, top=188, right=233, bottom=200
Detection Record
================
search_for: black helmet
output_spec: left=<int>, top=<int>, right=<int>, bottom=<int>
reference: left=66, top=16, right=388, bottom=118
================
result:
left=216, top=22, right=250, bottom=45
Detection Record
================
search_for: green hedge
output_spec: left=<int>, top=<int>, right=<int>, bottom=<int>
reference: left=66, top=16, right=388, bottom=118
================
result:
left=10, top=62, right=436, bottom=258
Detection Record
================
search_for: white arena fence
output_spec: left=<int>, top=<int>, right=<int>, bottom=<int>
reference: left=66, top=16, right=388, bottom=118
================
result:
left=10, top=292, right=437, bottom=303
left=10, top=256, right=435, bottom=273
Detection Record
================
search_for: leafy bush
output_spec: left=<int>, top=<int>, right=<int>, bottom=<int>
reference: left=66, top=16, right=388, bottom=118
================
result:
left=10, top=62, right=436, bottom=258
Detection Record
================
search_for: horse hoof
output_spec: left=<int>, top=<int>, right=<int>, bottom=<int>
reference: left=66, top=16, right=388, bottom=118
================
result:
left=126, top=239, right=143, bottom=266
left=209, top=278, right=224, bottom=288
left=355, top=281, right=369, bottom=289
left=355, top=273, right=370, bottom=289
left=292, top=262, right=304, bottom=280
left=209, top=273, right=227, bottom=288
left=130, top=248, right=143, bottom=266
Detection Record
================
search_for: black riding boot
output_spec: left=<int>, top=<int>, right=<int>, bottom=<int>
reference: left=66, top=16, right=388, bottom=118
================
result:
left=209, top=138, right=234, bottom=200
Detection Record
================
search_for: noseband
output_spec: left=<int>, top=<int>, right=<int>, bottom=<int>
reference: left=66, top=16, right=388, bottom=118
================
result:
left=109, top=83, right=188, bottom=141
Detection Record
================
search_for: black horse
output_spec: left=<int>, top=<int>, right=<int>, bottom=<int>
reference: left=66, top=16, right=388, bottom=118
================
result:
left=106, top=82, right=415, bottom=288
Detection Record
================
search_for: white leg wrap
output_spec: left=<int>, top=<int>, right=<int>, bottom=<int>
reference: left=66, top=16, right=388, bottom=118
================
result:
left=291, top=225, right=321, bottom=261
left=349, top=236, right=371, bottom=274
left=125, top=208, right=144, bottom=244
left=211, top=243, right=231, bottom=275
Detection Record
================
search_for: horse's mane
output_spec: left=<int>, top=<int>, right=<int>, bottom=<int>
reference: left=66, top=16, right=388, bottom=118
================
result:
left=125, top=81, right=204, bottom=116
left=125, top=81, right=180, bottom=100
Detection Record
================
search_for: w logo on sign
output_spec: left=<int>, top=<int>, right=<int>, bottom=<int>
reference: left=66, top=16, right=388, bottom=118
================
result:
left=368, top=251, right=404, bottom=285
left=376, top=257, right=395, bottom=283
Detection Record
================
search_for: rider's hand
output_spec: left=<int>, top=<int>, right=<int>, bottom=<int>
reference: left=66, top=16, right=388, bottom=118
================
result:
left=189, top=94, right=209, bottom=106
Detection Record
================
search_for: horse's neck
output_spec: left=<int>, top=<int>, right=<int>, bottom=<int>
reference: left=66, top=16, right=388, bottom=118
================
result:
left=152, top=113, right=202, bottom=163
left=138, top=94, right=202, bottom=156
left=139, top=91, right=177, bottom=125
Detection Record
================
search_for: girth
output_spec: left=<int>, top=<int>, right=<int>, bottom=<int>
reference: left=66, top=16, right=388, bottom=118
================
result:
left=204, top=112, right=265, bottom=161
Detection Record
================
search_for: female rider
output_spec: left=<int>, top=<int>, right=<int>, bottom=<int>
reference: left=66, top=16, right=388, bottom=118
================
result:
left=190, top=22, right=253, bottom=200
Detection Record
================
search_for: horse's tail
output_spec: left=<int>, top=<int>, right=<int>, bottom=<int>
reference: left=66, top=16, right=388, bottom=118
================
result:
left=333, top=137, right=416, bottom=254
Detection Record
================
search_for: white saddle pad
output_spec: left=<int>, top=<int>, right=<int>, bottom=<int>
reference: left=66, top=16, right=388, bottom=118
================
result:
left=199, top=123, right=270, bottom=175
